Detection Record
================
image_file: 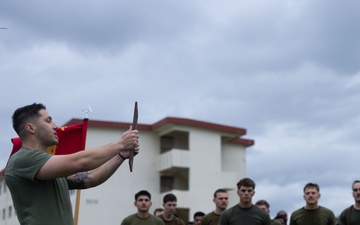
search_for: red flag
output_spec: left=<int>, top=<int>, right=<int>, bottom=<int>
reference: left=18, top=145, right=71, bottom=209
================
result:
left=1, top=119, right=88, bottom=176
left=46, top=119, right=88, bottom=155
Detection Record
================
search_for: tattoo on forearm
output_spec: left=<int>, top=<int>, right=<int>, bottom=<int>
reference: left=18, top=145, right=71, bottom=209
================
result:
left=66, top=172, right=91, bottom=190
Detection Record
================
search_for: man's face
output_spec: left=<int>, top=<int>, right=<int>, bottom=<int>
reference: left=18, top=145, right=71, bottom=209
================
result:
left=237, top=186, right=254, bottom=204
left=214, top=192, right=228, bottom=210
left=256, top=204, right=269, bottom=214
left=163, top=201, right=177, bottom=215
left=193, top=216, right=203, bottom=225
left=352, top=182, right=360, bottom=202
left=134, top=195, right=152, bottom=212
left=34, top=109, right=59, bottom=147
left=303, top=187, right=320, bottom=205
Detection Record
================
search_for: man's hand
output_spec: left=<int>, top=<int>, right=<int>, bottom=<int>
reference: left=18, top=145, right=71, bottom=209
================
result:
left=118, top=126, right=140, bottom=158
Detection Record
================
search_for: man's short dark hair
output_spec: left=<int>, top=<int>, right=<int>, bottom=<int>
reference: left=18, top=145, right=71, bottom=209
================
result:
left=163, top=193, right=177, bottom=203
left=193, top=211, right=205, bottom=219
left=352, top=180, right=360, bottom=189
left=12, top=103, right=46, bottom=137
left=255, top=199, right=269, bottom=208
left=153, top=208, right=163, bottom=215
left=213, top=188, right=227, bottom=198
left=135, top=190, right=151, bottom=201
left=237, top=178, right=255, bottom=190
left=303, top=182, right=320, bottom=193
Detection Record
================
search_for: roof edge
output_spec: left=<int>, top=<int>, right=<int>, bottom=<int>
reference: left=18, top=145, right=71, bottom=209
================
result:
left=65, top=117, right=248, bottom=136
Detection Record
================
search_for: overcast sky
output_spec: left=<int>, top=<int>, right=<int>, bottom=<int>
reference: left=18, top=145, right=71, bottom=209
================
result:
left=1, top=0, right=360, bottom=219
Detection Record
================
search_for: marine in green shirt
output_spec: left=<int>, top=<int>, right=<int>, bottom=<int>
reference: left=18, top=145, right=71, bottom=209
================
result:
left=158, top=193, right=186, bottom=225
left=339, top=180, right=360, bottom=225
left=219, top=178, right=271, bottom=225
left=121, top=190, right=165, bottom=225
left=289, top=182, right=335, bottom=225
left=201, top=188, right=228, bottom=225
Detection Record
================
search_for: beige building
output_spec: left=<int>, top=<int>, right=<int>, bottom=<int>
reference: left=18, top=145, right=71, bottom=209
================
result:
left=0, top=116, right=254, bottom=225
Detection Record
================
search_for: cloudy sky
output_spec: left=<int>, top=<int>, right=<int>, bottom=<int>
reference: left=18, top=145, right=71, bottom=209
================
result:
left=1, top=0, right=360, bottom=219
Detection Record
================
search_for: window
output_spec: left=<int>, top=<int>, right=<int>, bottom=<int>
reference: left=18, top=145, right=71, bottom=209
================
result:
left=160, top=136, right=174, bottom=153
left=160, top=176, right=174, bottom=192
left=2, top=208, right=5, bottom=220
left=160, top=168, right=189, bottom=192
left=160, top=131, right=189, bottom=153
left=8, top=206, right=12, bottom=218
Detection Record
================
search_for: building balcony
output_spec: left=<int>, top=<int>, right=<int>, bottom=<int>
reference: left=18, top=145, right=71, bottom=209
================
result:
left=158, top=149, right=190, bottom=172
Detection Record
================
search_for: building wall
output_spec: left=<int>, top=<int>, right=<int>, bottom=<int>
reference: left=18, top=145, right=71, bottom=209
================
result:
left=0, top=176, right=18, bottom=225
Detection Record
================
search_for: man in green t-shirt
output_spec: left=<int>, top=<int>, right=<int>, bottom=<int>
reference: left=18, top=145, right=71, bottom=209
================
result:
left=121, top=190, right=165, bottom=225
left=256, top=199, right=281, bottom=225
left=338, top=180, right=360, bottom=225
left=219, top=178, right=271, bottom=225
left=201, top=188, right=229, bottom=225
left=289, top=182, right=335, bottom=225
left=158, top=193, right=186, bottom=225
left=5, top=103, right=140, bottom=225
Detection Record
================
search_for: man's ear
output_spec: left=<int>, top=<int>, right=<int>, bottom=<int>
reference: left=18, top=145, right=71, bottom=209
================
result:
left=26, top=123, right=36, bottom=134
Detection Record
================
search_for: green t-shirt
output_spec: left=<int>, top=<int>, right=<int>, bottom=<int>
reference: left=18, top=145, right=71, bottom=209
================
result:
left=121, top=213, right=165, bottom=225
left=219, top=204, right=271, bottom=225
left=5, top=147, right=73, bottom=225
left=158, top=214, right=186, bottom=225
left=289, top=206, right=335, bottom=225
left=201, top=211, right=220, bottom=225
left=339, top=205, right=360, bottom=225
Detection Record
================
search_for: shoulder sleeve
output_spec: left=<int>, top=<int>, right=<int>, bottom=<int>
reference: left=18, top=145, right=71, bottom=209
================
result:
left=338, top=207, right=350, bottom=225
left=12, top=149, right=52, bottom=181
left=219, top=207, right=232, bottom=225
left=201, top=214, right=210, bottom=225
left=322, top=206, right=336, bottom=225
left=178, top=217, right=186, bottom=225
left=121, top=214, right=134, bottom=225
left=151, top=215, right=165, bottom=225
left=289, top=209, right=298, bottom=225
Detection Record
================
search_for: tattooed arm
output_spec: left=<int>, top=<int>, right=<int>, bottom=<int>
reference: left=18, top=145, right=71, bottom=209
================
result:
left=66, top=172, right=90, bottom=189
left=66, top=154, right=126, bottom=189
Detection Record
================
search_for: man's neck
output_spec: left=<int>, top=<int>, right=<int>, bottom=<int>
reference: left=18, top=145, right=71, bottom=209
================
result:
left=354, top=201, right=360, bottom=210
left=304, top=204, right=319, bottom=210
left=213, top=208, right=224, bottom=215
left=22, top=140, right=47, bottom=151
left=239, top=201, right=252, bottom=208
left=137, top=211, right=150, bottom=219
left=163, top=213, right=174, bottom=221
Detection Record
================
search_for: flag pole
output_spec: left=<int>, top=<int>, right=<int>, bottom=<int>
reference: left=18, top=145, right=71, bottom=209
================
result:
left=73, top=190, right=82, bottom=225
left=74, top=106, right=91, bottom=225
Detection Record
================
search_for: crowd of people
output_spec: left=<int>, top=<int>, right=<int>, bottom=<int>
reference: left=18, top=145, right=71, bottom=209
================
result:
left=121, top=178, right=360, bottom=225
left=4, top=103, right=360, bottom=225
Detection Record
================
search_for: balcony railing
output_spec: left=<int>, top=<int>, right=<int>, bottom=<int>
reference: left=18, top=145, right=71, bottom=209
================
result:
left=158, top=149, right=190, bottom=171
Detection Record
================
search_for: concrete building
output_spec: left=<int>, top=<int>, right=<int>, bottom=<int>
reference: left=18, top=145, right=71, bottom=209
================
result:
left=0, top=116, right=254, bottom=225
